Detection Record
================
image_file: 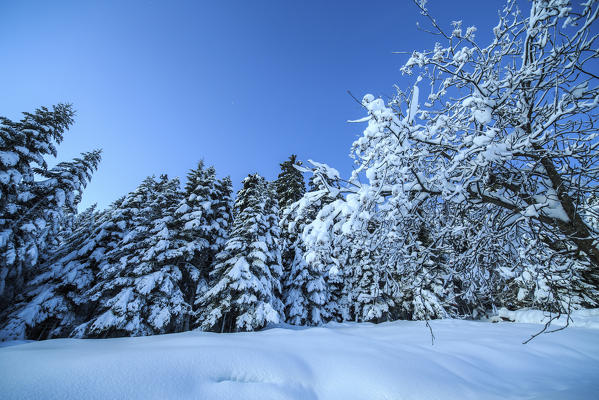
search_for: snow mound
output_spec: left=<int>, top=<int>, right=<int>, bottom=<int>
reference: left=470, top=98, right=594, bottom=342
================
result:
left=1, top=318, right=599, bottom=399
left=495, top=307, right=599, bottom=329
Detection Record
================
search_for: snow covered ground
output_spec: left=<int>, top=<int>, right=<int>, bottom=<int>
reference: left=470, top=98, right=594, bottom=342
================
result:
left=1, top=313, right=598, bottom=400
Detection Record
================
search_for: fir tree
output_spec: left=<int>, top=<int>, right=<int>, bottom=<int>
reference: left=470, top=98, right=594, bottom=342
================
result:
left=275, top=155, right=307, bottom=297
left=0, top=204, right=104, bottom=340
left=175, top=162, right=233, bottom=328
left=344, top=232, right=397, bottom=323
left=78, top=175, right=194, bottom=338
left=176, top=162, right=218, bottom=299
left=32, top=151, right=102, bottom=263
left=282, top=186, right=331, bottom=325
left=0, top=104, right=101, bottom=311
left=264, top=182, right=284, bottom=316
left=211, top=176, right=234, bottom=254
left=197, top=174, right=282, bottom=332
left=275, top=155, right=306, bottom=213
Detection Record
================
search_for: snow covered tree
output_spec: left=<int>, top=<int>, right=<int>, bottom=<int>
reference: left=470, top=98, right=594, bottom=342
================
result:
left=211, top=176, right=234, bottom=253
left=0, top=103, right=101, bottom=312
left=175, top=162, right=233, bottom=328
left=510, top=235, right=598, bottom=313
left=177, top=162, right=218, bottom=299
left=390, top=211, right=454, bottom=321
left=33, top=151, right=102, bottom=259
left=264, top=182, right=284, bottom=315
left=398, top=0, right=599, bottom=306
left=300, top=0, right=599, bottom=318
left=343, top=228, right=399, bottom=323
left=197, top=174, right=282, bottom=332
left=0, top=204, right=104, bottom=340
left=275, top=155, right=306, bottom=277
left=282, top=183, right=333, bottom=325
left=275, top=155, right=306, bottom=213
left=76, top=175, right=199, bottom=338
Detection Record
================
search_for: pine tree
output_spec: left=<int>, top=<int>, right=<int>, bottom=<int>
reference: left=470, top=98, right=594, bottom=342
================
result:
left=176, top=162, right=218, bottom=301
left=197, top=174, right=282, bottom=332
left=0, top=204, right=104, bottom=340
left=264, top=182, right=284, bottom=316
left=275, top=155, right=307, bottom=302
left=275, top=155, right=306, bottom=213
left=78, top=175, right=196, bottom=338
left=344, top=231, right=398, bottom=323
left=0, top=104, right=101, bottom=311
left=282, top=187, right=331, bottom=325
left=175, top=162, right=233, bottom=329
left=32, top=151, right=102, bottom=263
left=211, top=176, right=234, bottom=254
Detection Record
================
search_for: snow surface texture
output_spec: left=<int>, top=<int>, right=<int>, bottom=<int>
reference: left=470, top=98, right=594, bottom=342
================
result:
left=1, top=316, right=598, bottom=400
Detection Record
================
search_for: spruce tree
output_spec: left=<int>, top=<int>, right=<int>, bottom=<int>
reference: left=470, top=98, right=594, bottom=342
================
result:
left=282, top=188, right=330, bottom=325
left=275, top=155, right=307, bottom=298
left=275, top=155, right=306, bottom=212
left=79, top=175, right=196, bottom=337
left=211, top=176, right=234, bottom=254
left=264, top=182, right=284, bottom=316
left=175, top=162, right=234, bottom=328
left=191, top=175, right=234, bottom=307
left=344, top=229, right=400, bottom=323
left=176, top=162, right=218, bottom=299
left=0, top=104, right=101, bottom=311
left=0, top=204, right=104, bottom=340
left=197, top=174, right=282, bottom=332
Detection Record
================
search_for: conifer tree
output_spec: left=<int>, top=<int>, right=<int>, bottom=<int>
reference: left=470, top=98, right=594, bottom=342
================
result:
left=0, top=204, right=104, bottom=340
left=264, top=182, right=284, bottom=316
left=344, top=231, right=398, bottom=323
left=0, top=104, right=101, bottom=311
left=275, top=155, right=306, bottom=213
left=176, top=162, right=218, bottom=298
left=33, top=151, right=102, bottom=261
left=275, top=155, right=307, bottom=297
left=282, top=185, right=331, bottom=325
left=78, top=175, right=196, bottom=337
left=174, top=162, right=233, bottom=328
left=67, top=178, right=159, bottom=337
left=287, top=174, right=348, bottom=323
left=197, top=174, right=282, bottom=332
left=211, top=176, right=234, bottom=254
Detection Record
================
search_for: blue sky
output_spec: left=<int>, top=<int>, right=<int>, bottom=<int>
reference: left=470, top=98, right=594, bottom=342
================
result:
left=0, top=0, right=505, bottom=209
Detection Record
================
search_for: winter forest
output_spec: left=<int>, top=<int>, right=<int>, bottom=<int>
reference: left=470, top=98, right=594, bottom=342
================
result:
left=3, top=1, right=599, bottom=398
left=1, top=0, right=599, bottom=343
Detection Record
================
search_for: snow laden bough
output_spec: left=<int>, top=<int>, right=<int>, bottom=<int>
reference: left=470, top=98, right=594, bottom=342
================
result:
left=295, top=0, right=599, bottom=323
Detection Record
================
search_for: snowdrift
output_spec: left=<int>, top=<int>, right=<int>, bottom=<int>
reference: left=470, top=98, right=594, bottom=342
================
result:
left=1, top=315, right=598, bottom=399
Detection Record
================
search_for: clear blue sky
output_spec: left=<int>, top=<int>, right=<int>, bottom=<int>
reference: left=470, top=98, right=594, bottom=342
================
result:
left=0, top=0, right=505, bottom=210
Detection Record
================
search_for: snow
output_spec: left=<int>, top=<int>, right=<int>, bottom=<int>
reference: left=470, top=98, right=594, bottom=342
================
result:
left=0, top=151, right=19, bottom=167
left=473, top=107, right=492, bottom=124
left=495, top=307, right=599, bottom=329
left=1, top=317, right=598, bottom=400
left=408, top=79, right=421, bottom=124
left=347, top=116, right=371, bottom=123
